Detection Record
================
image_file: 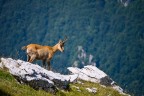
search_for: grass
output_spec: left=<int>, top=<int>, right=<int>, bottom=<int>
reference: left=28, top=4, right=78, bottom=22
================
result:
left=0, top=69, right=127, bottom=96
left=0, top=69, right=51, bottom=96
left=59, top=80, right=127, bottom=96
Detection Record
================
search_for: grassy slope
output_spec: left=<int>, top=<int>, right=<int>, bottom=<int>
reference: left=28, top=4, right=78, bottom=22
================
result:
left=0, top=69, right=51, bottom=96
left=0, top=69, right=127, bottom=96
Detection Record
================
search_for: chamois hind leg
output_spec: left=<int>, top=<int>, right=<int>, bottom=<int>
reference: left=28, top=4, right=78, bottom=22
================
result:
left=29, top=55, right=36, bottom=63
left=42, top=59, right=46, bottom=69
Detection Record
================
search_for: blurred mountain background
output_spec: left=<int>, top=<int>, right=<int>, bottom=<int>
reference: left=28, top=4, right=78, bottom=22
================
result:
left=0, top=0, right=143, bottom=95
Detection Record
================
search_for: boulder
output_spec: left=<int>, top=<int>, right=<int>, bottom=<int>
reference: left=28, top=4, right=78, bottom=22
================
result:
left=67, top=65, right=126, bottom=95
left=0, top=58, right=78, bottom=93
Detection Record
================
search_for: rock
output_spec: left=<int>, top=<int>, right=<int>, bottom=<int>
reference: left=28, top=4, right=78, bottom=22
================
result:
left=52, top=79, right=70, bottom=90
left=72, top=85, right=80, bottom=90
left=0, top=58, right=78, bottom=93
left=13, top=75, right=57, bottom=94
left=77, top=81, right=84, bottom=85
left=71, top=85, right=81, bottom=92
left=0, top=58, right=129, bottom=95
left=67, top=65, right=127, bottom=95
left=100, top=76, right=113, bottom=86
left=86, top=87, right=97, bottom=94
left=112, top=85, right=124, bottom=94
left=67, top=65, right=107, bottom=83
left=26, top=79, right=57, bottom=94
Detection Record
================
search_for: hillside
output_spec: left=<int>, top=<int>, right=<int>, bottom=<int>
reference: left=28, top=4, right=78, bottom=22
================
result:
left=0, top=69, right=128, bottom=96
left=0, top=0, right=144, bottom=95
left=0, top=58, right=128, bottom=96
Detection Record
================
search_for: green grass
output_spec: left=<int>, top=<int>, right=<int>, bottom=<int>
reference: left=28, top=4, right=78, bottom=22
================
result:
left=0, top=69, right=51, bottom=96
left=59, top=80, right=127, bottom=96
left=0, top=69, right=127, bottom=96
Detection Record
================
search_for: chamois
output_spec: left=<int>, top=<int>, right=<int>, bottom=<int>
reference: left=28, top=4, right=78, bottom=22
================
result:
left=21, top=37, right=67, bottom=70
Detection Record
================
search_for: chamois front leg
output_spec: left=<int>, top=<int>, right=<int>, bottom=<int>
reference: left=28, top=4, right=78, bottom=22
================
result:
left=27, top=55, right=30, bottom=62
left=47, top=59, right=51, bottom=70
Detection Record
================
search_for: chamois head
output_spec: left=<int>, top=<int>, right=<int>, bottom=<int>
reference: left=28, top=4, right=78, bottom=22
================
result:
left=57, top=36, right=68, bottom=52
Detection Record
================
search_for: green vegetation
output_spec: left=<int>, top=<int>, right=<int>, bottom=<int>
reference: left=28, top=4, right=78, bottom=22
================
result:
left=0, top=69, right=51, bottom=96
left=0, top=0, right=144, bottom=95
left=0, top=69, right=127, bottom=96
left=65, top=81, right=127, bottom=96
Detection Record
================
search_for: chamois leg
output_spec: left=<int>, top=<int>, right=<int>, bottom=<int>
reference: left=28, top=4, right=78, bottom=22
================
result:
left=42, top=59, right=46, bottom=69
left=29, top=55, right=36, bottom=63
left=27, top=55, right=30, bottom=62
left=47, top=60, right=51, bottom=70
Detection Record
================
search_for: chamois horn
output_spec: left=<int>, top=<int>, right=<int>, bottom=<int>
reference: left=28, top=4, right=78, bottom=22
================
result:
left=62, top=36, right=68, bottom=43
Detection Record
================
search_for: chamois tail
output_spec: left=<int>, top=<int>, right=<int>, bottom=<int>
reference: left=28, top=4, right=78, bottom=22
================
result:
left=21, top=46, right=27, bottom=50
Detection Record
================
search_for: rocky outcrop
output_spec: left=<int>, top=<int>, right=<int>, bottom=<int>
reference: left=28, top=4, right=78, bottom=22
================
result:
left=0, top=58, right=78, bottom=94
left=67, top=65, right=126, bottom=95
left=0, top=58, right=129, bottom=95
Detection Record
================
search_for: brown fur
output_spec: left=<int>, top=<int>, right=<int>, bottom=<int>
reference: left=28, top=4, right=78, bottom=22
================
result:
left=22, top=39, right=67, bottom=70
